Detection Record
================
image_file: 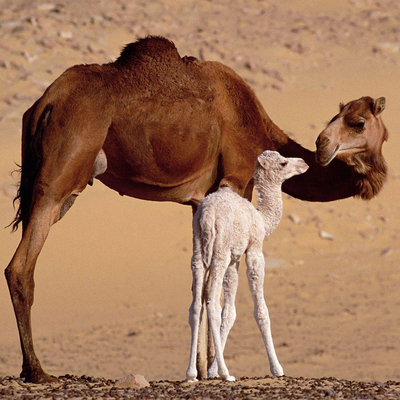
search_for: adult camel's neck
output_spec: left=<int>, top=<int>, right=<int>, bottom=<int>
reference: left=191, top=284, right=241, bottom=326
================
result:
left=266, top=123, right=360, bottom=202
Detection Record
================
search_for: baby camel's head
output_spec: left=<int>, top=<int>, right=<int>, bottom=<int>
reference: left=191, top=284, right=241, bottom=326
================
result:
left=255, top=150, right=309, bottom=185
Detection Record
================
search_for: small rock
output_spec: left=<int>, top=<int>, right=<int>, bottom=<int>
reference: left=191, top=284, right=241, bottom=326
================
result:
left=0, top=21, right=22, bottom=29
left=288, top=213, right=301, bottom=224
left=0, top=60, right=11, bottom=69
left=37, top=3, right=57, bottom=11
left=319, top=230, right=335, bottom=240
left=380, top=247, right=392, bottom=257
left=6, top=379, right=23, bottom=388
left=115, top=374, right=150, bottom=388
left=59, top=31, right=73, bottom=40
left=23, top=52, right=38, bottom=63
left=26, top=17, right=38, bottom=27
left=376, top=42, right=399, bottom=53
left=90, top=15, right=104, bottom=24
left=244, top=60, right=257, bottom=71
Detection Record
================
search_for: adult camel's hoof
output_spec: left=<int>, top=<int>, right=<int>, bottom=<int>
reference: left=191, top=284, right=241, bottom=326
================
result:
left=21, top=368, right=59, bottom=384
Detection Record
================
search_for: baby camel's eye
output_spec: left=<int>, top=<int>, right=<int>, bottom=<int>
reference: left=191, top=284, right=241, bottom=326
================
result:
left=280, top=161, right=288, bottom=167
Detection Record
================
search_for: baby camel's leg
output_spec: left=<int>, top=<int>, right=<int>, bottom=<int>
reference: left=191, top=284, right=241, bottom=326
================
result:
left=246, top=250, right=284, bottom=377
left=208, top=261, right=239, bottom=378
left=186, top=249, right=206, bottom=382
left=207, top=256, right=235, bottom=381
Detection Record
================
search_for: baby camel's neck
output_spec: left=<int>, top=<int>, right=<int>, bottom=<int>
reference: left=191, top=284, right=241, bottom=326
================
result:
left=255, top=180, right=283, bottom=237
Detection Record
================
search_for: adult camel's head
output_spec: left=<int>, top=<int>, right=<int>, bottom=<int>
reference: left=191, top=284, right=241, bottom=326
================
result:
left=315, top=96, right=388, bottom=199
left=315, top=96, right=388, bottom=166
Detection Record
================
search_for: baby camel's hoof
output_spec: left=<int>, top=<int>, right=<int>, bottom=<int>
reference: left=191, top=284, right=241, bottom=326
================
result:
left=224, top=375, right=236, bottom=382
left=207, top=368, right=219, bottom=379
left=271, top=365, right=284, bottom=377
left=184, top=377, right=198, bottom=383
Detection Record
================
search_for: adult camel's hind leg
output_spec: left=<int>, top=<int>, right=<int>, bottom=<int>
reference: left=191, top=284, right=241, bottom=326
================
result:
left=5, top=142, right=105, bottom=383
left=5, top=199, right=63, bottom=383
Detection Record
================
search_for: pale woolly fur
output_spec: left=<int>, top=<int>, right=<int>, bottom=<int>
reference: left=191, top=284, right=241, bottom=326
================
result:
left=186, top=150, right=308, bottom=382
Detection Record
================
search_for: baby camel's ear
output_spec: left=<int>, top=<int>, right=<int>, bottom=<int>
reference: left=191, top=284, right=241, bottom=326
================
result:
left=257, top=154, right=268, bottom=169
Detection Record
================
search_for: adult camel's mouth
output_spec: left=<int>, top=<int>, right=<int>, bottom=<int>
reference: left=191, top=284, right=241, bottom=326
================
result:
left=315, top=144, right=340, bottom=166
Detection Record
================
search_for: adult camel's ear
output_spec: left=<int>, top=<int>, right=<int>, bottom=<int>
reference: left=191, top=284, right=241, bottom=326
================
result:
left=373, top=97, right=386, bottom=116
left=339, top=102, right=345, bottom=112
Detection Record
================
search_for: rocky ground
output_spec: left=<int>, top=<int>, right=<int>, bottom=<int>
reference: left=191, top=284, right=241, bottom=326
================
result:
left=1, top=374, right=400, bottom=399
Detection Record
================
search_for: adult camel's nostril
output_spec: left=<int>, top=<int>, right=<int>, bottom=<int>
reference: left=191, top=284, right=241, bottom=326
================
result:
left=316, top=135, right=330, bottom=147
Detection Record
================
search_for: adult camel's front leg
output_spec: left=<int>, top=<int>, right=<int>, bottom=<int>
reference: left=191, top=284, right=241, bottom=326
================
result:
left=5, top=202, right=61, bottom=383
left=186, top=251, right=206, bottom=382
left=195, top=270, right=209, bottom=379
left=196, top=270, right=216, bottom=379
left=191, top=205, right=215, bottom=380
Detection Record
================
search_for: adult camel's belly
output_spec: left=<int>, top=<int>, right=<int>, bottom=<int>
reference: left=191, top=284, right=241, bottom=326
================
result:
left=98, top=105, right=222, bottom=204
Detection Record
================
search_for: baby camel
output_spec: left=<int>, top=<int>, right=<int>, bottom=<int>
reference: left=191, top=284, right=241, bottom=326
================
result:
left=186, top=150, right=309, bottom=382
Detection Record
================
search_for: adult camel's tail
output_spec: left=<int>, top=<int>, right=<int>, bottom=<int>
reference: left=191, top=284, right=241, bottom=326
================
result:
left=10, top=102, right=53, bottom=232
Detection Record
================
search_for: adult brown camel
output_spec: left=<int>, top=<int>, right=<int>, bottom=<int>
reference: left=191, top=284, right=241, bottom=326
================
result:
left=5, top=36, right=388, bottom=384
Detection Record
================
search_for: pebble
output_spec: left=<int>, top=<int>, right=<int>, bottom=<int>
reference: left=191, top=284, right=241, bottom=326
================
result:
left=288, top=213, right=302, bottom=225
left=59, top=31, right=73, bottom=40
left=36, top=3, right=58, bottom=12
left=380, top=247, right=392, bottom=257
left=115, top=374, right=150, bottom=388
left=319, top=231, right=335, bottom=241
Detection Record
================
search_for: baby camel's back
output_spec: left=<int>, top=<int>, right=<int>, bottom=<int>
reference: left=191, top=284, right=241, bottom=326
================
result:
left=196, top=187, right=264, bottom=261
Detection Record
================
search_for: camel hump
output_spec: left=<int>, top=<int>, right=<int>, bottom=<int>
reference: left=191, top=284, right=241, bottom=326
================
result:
left=115, top=36, right=183, bottom=68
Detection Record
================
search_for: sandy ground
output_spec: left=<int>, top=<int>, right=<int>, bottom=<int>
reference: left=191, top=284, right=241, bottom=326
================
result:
left=1, top=0, right=400, bottom=395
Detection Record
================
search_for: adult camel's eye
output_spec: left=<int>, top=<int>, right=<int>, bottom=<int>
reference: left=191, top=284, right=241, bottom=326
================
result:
left=356, top=120, right=365, bottom=129
left=356, top=120, right=365, bottom=131
left=348, top=119, right=365, bottom=132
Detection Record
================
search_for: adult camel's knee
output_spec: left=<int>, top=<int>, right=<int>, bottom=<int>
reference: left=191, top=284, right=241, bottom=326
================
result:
left=5, top=263, right=34, bottom=306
